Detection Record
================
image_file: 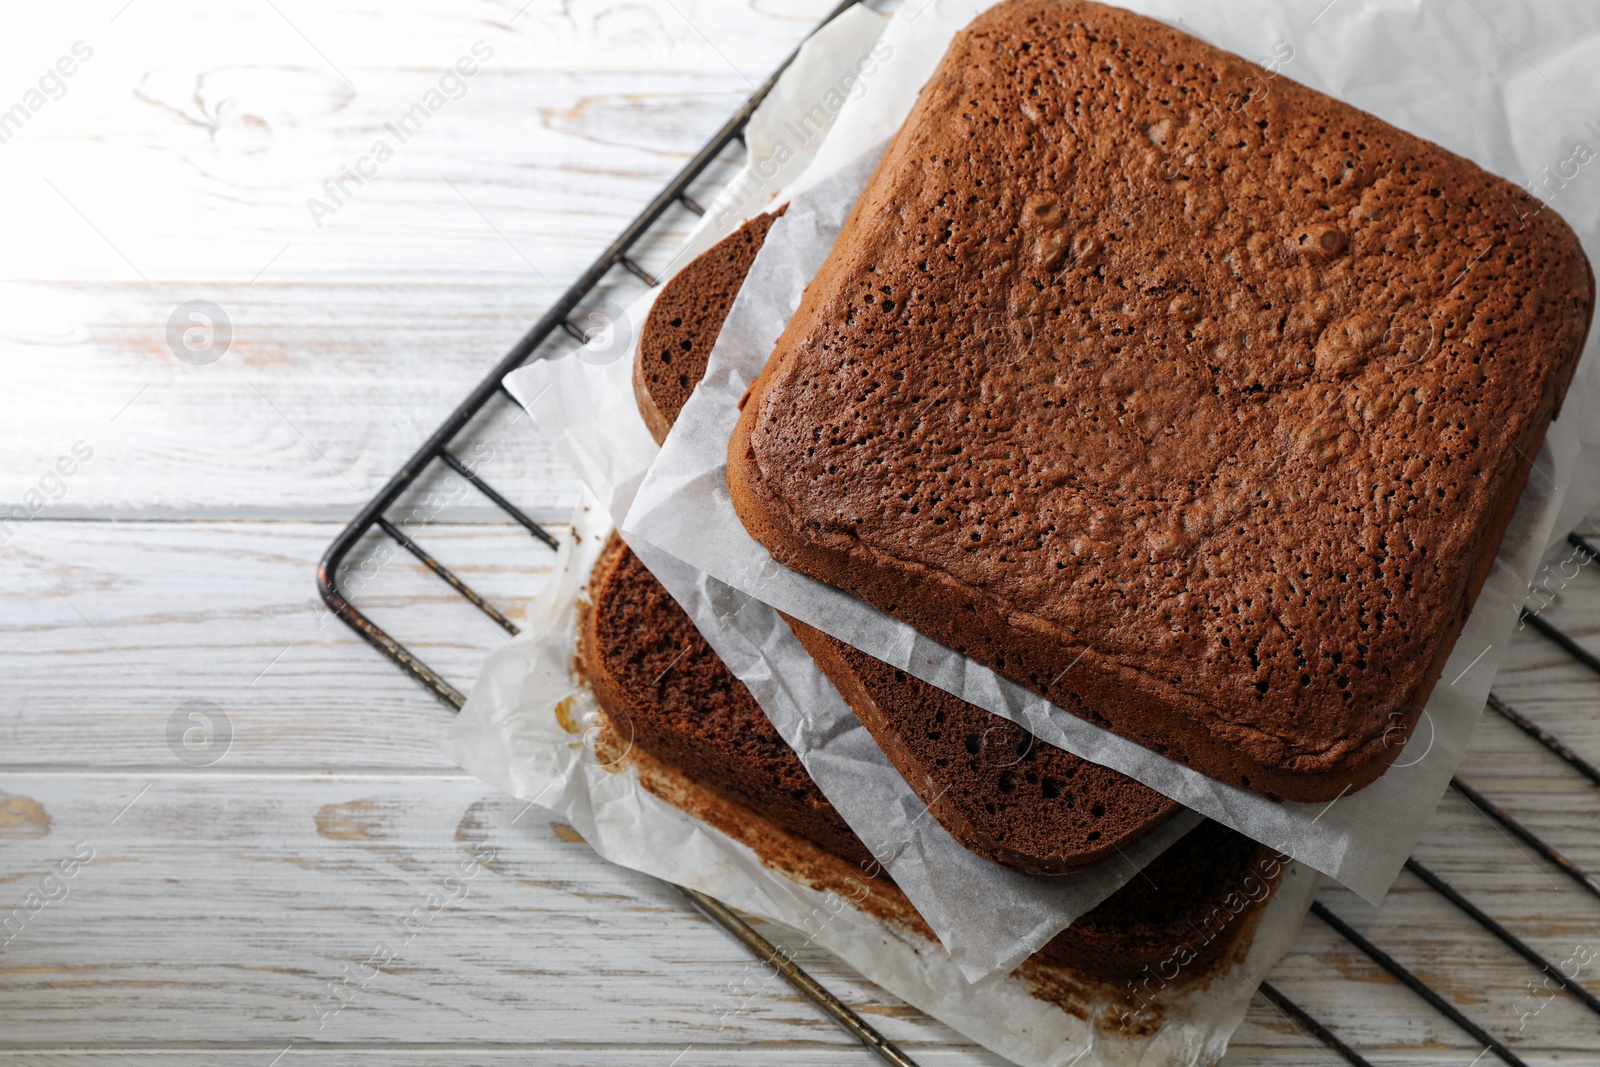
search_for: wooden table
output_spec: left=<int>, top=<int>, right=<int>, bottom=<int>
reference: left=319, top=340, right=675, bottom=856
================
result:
left=2, top=1, right=1597, bottom=1062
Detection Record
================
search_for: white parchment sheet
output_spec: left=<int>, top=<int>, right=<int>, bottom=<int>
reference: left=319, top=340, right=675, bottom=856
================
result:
left=439, top=488, right=1319, bottom=1067
left=622, top=0, right=1600, bottom=904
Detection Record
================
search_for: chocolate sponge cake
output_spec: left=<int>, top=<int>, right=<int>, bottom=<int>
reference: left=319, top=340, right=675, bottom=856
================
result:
left=584, top=529, right=1180, bottom=873
left=635, top=210, right=783, bottom=444
left=635, top=227, right=1182, bottom=874
left=580, top=533, right=873, bottom=869
left=578, top=542, right=1278, bottom=991
left=728, top=0, right=1595, bottom=801
left=1030, top=818, right=1277, bottom=989
left=788, top=617, right=1178, bottom=875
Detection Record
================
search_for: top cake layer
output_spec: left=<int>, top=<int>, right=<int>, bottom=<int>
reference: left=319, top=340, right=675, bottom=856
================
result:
left=728, top=0, right=1594, bottom=800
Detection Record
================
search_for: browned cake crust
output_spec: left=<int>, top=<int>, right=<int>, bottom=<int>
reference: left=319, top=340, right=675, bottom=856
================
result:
left=635, top=209, right=784, bottom=444
left=579, top=533, right=875, bottom=869
left=788, top=616, right=1180, bottom=874
left=728, top=0, right=1595, bottom=801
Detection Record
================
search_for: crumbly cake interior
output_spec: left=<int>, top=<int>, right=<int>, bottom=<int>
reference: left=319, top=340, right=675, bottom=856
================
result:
left=791, top=617, right=1178, bottom=874
left=581, top=534, right=874, bottom=869
left=635, top=210, right=783, bottom=443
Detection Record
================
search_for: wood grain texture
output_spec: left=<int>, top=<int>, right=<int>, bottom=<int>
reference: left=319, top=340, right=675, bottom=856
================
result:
left=0, top=521, right=550, bottom=768
left=1, top=0, right=773, bottom=519
left=0, top=774, right=978, bottom=1051
left=0, top=770, right=1594, bottom=1062
left=2, top=0, right=1599, bottom=1062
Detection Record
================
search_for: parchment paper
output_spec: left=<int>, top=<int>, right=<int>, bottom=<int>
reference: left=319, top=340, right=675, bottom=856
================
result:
left=438, top=486, right=1320, bottom=1067
left=621, top=0, right=1600, bottom=904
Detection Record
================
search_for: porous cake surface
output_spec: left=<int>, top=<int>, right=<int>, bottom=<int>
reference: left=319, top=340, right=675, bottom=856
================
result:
left=790, top=618, right=1179, bottom=874
left=635, top=210, right=782, bottom=444
left=729, top=0, right=1594, bottom=800
left=580, top=534, right=873, bottom=869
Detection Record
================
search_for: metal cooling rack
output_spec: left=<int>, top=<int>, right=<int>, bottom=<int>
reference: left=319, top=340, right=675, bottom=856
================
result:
left=317, top=5, right=1600, bottom=1061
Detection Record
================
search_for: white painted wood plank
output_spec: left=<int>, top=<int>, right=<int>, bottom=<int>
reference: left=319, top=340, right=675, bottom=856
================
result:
left=0, top=773, right=978, bottom=1051
left=0, top=0, right=827, bottom=517
left=2, top=326, right=585, bottom=522
left=0, top=773, right=1595, bottom=1063
left=5, top=1, right=821, bottom=284
left=0, top=520, right=552, bottom=768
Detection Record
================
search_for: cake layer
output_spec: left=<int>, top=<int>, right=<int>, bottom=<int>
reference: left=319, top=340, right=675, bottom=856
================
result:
left=580, top=533, right=874, bottom=869
left=635, top=209, right=783, bottom=444
left=728, top=0, right=1594, bottom=800
left=579, top=550, right=1273, bottom=991
left=1030, top=818, right=1275, bottom=988
left=638, top=218, right=1182, bottom=872
left=789, top=617, right=1179, bottom=875
left=580, top=540, right=1274, bottom=987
